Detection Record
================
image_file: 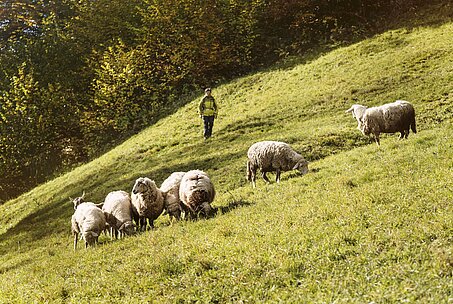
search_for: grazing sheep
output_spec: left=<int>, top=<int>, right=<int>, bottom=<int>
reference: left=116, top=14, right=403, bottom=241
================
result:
left=346, top=100, right=417, bottom=145
left=246, top=141, right=309, bottom=188
left=179, top=170, right=216, bottom=218
left=102, top=190, right=135, bottom=239
left=131, top=177, right=165, bottom=231
left=71, top=202, right=107, bottom=250
left=160, top=172, right=186, bottom=221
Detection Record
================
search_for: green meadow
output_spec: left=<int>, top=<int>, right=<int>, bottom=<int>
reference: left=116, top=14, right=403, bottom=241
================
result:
left=0, top=6, right=452, bottom=303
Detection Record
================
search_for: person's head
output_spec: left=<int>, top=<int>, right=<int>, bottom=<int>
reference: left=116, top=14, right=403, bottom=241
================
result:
left=205, top=88, right=212, bottom=95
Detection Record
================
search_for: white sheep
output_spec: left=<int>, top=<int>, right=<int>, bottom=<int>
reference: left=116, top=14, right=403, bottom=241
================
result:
left=179, top=170, right=216, bottom=218
left=346, top=100, right=417, bottom=145
left=160, top=171, right=185, bottom=221
left=102, top=190, right=135, bottom=239
left=246, top=141, right=309, bottom=188
left=71, top=202, right=107, bottom=250
left=131, top=177, right=165, bottom=231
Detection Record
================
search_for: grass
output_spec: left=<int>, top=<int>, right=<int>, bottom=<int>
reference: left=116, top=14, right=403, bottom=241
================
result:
left=0, top=4, right=452, bottom=303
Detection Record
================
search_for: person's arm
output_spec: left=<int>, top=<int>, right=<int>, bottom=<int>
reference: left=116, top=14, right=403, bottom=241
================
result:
left=198, top=98, right=205, bottom=117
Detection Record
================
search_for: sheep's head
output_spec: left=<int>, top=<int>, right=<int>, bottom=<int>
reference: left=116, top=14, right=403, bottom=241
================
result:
left=132, top=177, right=155, bottom=195
left=293, top=159, right=309, bottom=175
left=119, top=221, right=136, bottom=235
left=71, top=191, right=86, bottom=210
left=185, top=190, right=215, bottom=218
left=82, top=231, right=98, bottom=247
left=198, top=201, right=216, bottom=218
left=346, top=104, right=367, bottom=123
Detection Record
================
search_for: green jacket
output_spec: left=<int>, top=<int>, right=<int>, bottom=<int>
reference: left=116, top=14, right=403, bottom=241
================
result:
left=198, top=95, right=218, bottom=117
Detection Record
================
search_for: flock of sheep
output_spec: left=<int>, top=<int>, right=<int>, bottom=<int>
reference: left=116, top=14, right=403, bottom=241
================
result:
left=71, top=99, right=416, bottom=249
left=71, top=170, right=216, bottom=249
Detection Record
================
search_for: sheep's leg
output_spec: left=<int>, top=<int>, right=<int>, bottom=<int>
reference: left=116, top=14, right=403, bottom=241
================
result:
left=276, top=169, right=281, bottom=183
left=374, top=133, right=380, bottom=146
left=250, top=167, right=257, bottom=188
left=261, top=172, right=271, bottom=183
left=140, top=218, right=147, bottom=232
left=73, top=233, right=78, bottom=250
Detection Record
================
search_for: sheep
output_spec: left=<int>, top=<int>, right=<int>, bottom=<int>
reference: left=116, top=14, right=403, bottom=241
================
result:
left=346, top=100, right=417, bottom=145
left=179, top=170, right=216, bottom=218
left=131, top=177, right=165, bottom=231
left=71, top=202, right=107, bottom=250
left=102, top=190, right=135, bottom=239
left=160, top=172, right=186, bottom=221
left=246, top=141, right=309, bottom=188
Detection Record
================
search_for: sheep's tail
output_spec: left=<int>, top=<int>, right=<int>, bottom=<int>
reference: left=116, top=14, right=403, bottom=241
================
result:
left=246, top=160, right=252, bottom=182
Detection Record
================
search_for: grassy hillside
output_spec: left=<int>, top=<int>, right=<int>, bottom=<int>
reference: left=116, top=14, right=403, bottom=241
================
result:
left=1, top=5, right=452, bottom=303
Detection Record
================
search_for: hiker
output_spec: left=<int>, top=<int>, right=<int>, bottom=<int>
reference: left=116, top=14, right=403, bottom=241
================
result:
left=198, top=87, right=218, bottom=139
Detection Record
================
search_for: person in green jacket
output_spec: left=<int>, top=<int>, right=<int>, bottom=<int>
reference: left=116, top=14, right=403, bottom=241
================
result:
left=198, top=87, right=218, bottom=139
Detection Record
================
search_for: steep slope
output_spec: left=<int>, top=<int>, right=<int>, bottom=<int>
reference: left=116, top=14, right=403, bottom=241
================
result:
left=0, top=13, right=452, bottom=303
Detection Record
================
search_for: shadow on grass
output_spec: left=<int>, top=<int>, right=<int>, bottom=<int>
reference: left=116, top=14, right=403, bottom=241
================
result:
left=157, top=199, right=255, bottom=226
left=0, top=257, right=34, bottom=275
left=258, top=2, right=453, bottom=74
left=0, top=197, right=73, bottom=255
left=215, top=199, right=255, bottom=215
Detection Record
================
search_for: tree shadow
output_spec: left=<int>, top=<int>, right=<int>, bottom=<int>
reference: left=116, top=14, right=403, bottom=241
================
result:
left=256, top=2, right=453, bottom=74
left=0, top=196, right=73, bottom=256
left=0, top=257, right=34, bottom=275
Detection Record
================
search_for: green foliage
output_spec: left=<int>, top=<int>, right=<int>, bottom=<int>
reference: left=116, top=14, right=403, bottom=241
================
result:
left=0, top=65, right=82, bottom=201
left=0, top=13, right=452, bottom=302
left=0, top=0, right=450, bottom=202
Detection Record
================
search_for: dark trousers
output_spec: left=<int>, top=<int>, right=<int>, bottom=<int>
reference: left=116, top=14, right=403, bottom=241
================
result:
left=202, top=116, right=215, bottom=139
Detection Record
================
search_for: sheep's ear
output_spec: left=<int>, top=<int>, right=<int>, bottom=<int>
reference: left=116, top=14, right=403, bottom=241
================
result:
left=146, top=178, right=156, bottom=188
left=103, top=212, right=113, bottom=223
left=81, top=191, right=86, bottom=199
left=345, top=106, right=354, bottom=113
